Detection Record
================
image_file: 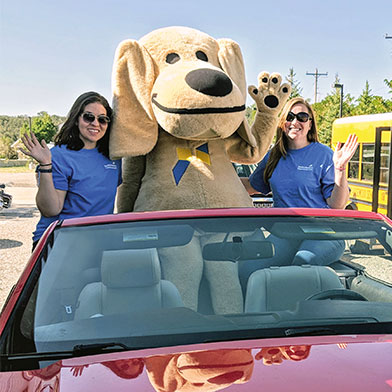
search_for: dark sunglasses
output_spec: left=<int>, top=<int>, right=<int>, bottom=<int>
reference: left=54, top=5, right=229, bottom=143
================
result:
left=81, top=112, right=110, bottom=125
left=286, top=111, right=311, bottom=123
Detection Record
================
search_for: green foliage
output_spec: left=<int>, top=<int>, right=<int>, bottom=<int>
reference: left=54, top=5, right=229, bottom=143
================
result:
left=245, top=104, right=257, bottom=125
left=385, top=79, right=392, bottom=95
left=0, top=136, right=18, bottom=159
left=0, top=113, right=65, bottom=159
left=0, top=116, right=29, bottom=141
left=312, top=78, right=355, bottom=146
left=20, top=112, right=58, bottom=143
left=352, top=81, right=392, bottom=115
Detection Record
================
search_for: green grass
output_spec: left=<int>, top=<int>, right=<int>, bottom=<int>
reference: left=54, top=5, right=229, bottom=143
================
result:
left=0, top=166, right=34, bottom=173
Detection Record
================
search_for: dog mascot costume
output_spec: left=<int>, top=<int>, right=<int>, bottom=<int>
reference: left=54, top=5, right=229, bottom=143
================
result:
left=110, top=26, right=291, bottom=314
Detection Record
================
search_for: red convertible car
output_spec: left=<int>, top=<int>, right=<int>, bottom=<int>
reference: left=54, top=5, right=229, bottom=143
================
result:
left=1, top=208, right=392, bottom=391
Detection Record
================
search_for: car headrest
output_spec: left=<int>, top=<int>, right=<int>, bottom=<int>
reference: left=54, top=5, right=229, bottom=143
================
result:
left=101, top=248, right=161, bottom=288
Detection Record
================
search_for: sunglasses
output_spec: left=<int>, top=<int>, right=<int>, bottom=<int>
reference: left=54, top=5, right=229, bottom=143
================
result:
left=286, top=111, right=311, bottom=123
left=81, top=112, right=110, bottom=125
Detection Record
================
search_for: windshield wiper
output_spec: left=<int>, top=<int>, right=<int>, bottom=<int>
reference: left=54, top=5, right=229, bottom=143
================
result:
left=284, top=327, right=338, bottom=337
left=1, top=342, right=132, bottom=362
left=72, top=342, right=130, bottom=356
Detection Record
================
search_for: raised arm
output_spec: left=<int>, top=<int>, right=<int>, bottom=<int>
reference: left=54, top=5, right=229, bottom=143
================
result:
left=20, top=133, right=66, bottom=217
left=327, top=134, right=359, bottom=209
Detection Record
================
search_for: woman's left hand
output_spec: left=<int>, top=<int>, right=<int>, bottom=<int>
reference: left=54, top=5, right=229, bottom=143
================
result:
left=333, top=134, right=358, bottom=171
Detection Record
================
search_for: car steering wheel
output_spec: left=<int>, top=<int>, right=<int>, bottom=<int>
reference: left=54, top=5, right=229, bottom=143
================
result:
left=306, top=289, right=368, bottom=301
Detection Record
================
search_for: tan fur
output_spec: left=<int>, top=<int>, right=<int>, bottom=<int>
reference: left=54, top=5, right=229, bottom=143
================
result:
left=145, top=349, right=254, bottom=392
left=110, top=26, right=291, bottom=313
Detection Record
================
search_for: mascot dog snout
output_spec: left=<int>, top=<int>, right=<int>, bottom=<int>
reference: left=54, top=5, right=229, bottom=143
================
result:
left=149, top=52, right=246, bottom=140
left=185, top=68, right=233, bottom=97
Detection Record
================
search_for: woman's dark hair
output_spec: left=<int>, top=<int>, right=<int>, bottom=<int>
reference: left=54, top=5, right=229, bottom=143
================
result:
left=264, top=97, right=318, bottom=183
left=54, top=91, right=113, bottom=158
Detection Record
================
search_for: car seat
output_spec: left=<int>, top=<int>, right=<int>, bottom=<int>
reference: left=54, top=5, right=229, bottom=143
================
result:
left=244, top=265, right=343, bottom=312
left=75, top=248, right=184, bottom=319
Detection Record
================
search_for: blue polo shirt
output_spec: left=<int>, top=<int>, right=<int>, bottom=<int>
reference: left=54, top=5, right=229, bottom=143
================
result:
left=249, top=142, right=335, bottom=208
left=33, top=145, right=122, bottom=242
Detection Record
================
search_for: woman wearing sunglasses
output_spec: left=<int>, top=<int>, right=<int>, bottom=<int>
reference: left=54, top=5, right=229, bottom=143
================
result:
left=21, top=91, right=122, bottom=249
left=239, top=97, right=358, bottom=275
left=246, top=96, right=358, bottom=209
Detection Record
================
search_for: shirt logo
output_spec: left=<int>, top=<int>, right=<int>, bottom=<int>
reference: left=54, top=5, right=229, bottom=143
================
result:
left=297, top=164, right=313, bottom=171
left=104, top=162, right=117, bottom=169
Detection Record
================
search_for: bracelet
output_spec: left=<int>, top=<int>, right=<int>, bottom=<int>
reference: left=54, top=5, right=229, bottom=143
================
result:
left=335, top=167, right=346, bottom=171
left=37, top=168, right=52, bottom=173
left=39, top=163, right=52, bottom=167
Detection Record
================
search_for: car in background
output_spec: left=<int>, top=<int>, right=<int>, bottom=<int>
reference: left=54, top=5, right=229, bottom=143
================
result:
left=1, top=208, right=392, bottom=390
left=232, top=163, right=274, bottom=208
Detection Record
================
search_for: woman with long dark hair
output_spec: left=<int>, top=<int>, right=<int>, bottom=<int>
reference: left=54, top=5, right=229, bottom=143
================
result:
left=239, top=97, right=358, bottom=282
left=21, top=91, right=122, bottom=249
left=246, top=97, right=357, bottom=208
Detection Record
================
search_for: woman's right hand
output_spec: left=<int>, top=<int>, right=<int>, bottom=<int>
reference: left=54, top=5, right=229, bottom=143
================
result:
left=20, top=133, right=52, bottom=165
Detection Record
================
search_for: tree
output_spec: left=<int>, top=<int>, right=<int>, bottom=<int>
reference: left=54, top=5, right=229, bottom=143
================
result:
left=285, top=68, right=302, bottom=99
left=385, top=78, right=392, bottom=95
left=20, top=112, right=58, bottom=143
left=312, top=76, right=355, bottom=146
left=0, top=136, right=18, bottom=159
left=352, top=81, right=391, bottom=115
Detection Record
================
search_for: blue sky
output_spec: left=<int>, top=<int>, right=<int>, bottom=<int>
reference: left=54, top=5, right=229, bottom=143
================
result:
left=1, top=0, right=391, bottom=116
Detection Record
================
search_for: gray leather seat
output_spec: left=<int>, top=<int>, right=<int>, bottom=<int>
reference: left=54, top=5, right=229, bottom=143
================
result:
left=245, top=265, right=343, bottom=312
left=75, top=248, right=184, bottom=319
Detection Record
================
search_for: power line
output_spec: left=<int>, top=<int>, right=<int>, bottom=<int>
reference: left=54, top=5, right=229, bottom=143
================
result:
left=306, top=68, right=328, bottom=103
left=385, top=33, right=392, bottom=39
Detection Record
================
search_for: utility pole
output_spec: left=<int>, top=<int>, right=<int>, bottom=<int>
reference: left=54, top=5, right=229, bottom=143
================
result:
left=306, top=68, right=328, bottom=103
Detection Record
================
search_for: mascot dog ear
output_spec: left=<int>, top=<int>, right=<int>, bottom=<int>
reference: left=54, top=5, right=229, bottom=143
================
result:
left=110, top=40, right=158, bottom=159
left=217, top=39, right=257, bottom=148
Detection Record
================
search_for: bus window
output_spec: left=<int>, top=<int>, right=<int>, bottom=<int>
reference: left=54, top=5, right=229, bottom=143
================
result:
left=361, top=144, right=374, bottom=181
left=348, top=147, right=360, bottom=180
left=380, top=143, right=390, bottom=184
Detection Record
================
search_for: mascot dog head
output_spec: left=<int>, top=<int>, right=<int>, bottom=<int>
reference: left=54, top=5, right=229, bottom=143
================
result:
left=110, top=26, right=254, bottom=159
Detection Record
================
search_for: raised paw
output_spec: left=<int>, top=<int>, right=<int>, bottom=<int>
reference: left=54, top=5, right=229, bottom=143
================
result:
left=248, top=71, right=291, bottom=114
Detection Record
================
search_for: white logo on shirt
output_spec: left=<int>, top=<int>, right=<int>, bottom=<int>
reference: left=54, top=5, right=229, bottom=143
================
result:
left=104, top=163, right=117, bottom=169
left=297, top=164, right=313, bottom=171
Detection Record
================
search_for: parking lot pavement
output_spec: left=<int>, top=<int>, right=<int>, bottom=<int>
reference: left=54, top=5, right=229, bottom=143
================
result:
left=0, top=172, right=39, bottom=308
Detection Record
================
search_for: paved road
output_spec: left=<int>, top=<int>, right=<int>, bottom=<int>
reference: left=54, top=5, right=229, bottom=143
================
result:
left=0, top=172, right=39, bottom=308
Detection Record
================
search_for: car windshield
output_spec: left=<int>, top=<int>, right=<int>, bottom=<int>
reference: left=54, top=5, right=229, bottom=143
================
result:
left=4, top=214, right=392, bottom=362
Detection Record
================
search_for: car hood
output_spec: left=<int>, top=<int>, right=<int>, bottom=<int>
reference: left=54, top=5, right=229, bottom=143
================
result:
left=1, top=334, right=392, bottom=391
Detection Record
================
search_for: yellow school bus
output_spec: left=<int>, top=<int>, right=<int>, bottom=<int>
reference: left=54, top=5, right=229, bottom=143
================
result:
left=331, top=112, right=392, bottom=216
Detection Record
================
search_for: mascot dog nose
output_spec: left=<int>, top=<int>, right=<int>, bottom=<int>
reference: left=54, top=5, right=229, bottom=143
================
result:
left=185, top=68, right=233, bottom=97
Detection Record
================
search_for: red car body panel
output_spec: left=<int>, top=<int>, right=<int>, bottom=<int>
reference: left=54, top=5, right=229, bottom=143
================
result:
left=0, top=335, right=391, bottom=391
